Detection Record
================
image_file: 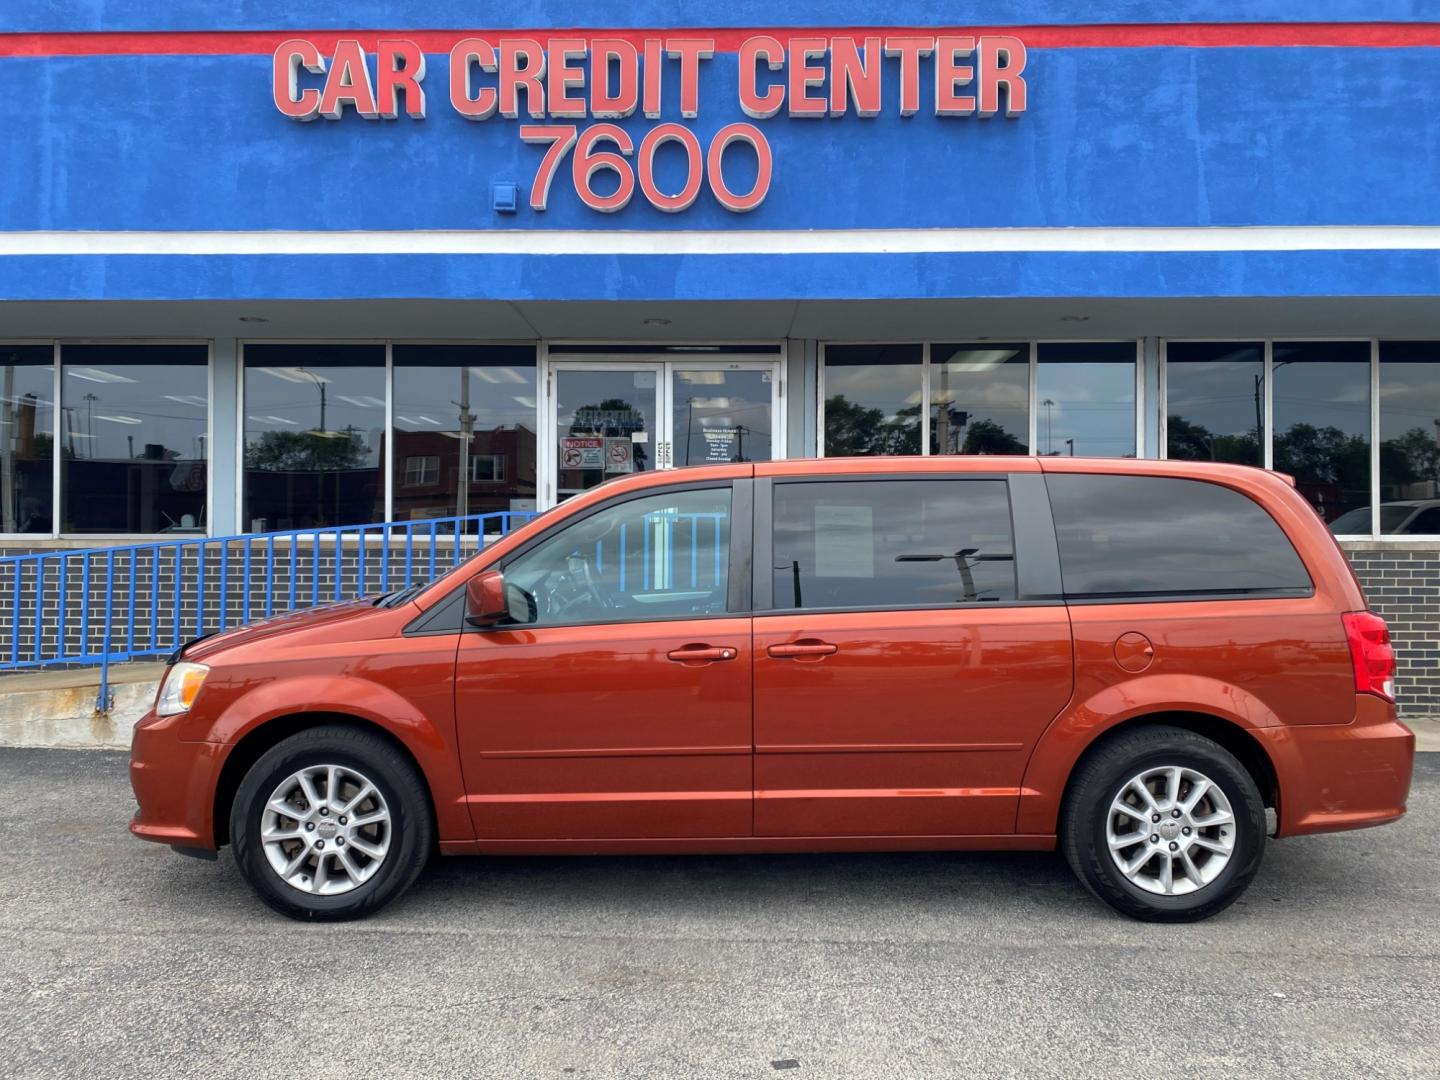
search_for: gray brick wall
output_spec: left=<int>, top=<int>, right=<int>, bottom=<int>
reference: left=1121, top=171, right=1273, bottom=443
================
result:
left=1342, top=543, right=1440, bottom=720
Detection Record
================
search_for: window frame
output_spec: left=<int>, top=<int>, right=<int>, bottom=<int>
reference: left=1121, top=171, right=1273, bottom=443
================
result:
left=0, top=338, right=215, bottom=541
left=469, top=452, right=505, bottom=483
left=462, top=478, right=753, bottom=633
left=402, top=455, right=440, bottom=487
left=753, top=472, right=1063, bottom=615
left=1158, top=337, right=1410, bottom=540
left=818, top=340, right=1143, bottom=462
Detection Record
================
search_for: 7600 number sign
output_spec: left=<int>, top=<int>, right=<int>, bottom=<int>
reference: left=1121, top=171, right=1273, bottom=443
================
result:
left=520, top=122, right=773, bottom=214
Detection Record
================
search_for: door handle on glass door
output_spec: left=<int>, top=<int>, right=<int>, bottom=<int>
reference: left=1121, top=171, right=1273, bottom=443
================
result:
left=767, top=641, right=839, bottom=659
left=666, top=645, right=737, bottom=664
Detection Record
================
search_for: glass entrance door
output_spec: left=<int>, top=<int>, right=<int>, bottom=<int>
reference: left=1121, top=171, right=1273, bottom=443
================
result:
left=544, top=355, right=783, bottom=507
left=551, top=363, right=661, bottom=502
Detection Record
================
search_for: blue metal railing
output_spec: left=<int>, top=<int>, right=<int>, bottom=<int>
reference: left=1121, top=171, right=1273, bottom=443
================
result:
left=0, top=512, right=537, bottom=711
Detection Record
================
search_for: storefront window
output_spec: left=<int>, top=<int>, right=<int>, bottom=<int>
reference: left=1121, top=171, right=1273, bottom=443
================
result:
left=0, top=345, right=54, bottom=534
left=390, top=345, right=537, bottom=520
left=1164, top=342, right=1264, bottom=466
left=243, top=344, right=384, bottom=531
left=1378, top=342, right=1440, bottom=535
left=823, top=345, right=922, bottom=456
left=60, top=344, right=208, bottom=534
left=1272, top=341, right=1371, bottom=529
left=930, top=344, right=1029, bottom=455
left=1035, top=343, right=1136, bottom=457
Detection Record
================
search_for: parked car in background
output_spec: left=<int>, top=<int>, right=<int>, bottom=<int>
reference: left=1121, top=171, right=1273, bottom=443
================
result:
left=130, top=457, right=1414, bottom=922
left=1329, top=499, right=1440, bottom=536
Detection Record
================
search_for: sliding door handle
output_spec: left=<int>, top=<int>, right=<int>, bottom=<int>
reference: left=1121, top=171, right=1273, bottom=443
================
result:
left=767, top=641, right=838, bottom=659
left=666, top=645, right=737, bottom=664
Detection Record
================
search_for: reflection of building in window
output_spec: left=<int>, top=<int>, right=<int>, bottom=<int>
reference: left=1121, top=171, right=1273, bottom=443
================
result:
left=469, top=453, right=504, bottom=482
left=403, top=455, right=439, bottom=487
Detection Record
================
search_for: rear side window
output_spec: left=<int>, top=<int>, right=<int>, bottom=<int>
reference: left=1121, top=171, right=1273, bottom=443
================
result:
left=771, top=480, right=1016, bottom=609
left=1046, top=474, right=1312, bottom=599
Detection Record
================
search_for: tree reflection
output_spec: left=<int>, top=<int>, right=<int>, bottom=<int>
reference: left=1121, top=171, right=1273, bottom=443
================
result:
left=824, top=395, right=921, bottom=455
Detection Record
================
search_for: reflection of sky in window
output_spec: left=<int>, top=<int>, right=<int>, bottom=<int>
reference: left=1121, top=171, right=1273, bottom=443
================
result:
left=674, top=369, right=773, bottom=464
left=931, top=344, right=1028, bottom=454
left=1380, top=342, right=1440, bottom=442
left=244, top=345, right=385, bottom=468
left=1272, top=342, right=1370, bottom=438
left=1165, top=343, right=1263, bottom=438
left=1036, top=343, right=1136, bottom=457
left=392, top=345, right=536, bottom=435
left=61, top=346, right=207, bottom=462
left=824, top=346, right=923, bottom=422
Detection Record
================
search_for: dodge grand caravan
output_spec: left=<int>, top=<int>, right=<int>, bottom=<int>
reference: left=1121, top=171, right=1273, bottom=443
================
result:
left=129, top=457, right=1415, bottom=922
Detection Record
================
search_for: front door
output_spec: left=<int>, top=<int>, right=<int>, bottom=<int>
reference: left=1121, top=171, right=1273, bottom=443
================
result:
left=455, top=479, right=753, bottom=840
left=751, top=473, right=1074, bottom=837
left=543, top=354, right=782, bottom=507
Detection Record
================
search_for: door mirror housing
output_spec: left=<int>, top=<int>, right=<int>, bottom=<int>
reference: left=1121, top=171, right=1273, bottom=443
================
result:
left=465, top=570, right=510, bottom=627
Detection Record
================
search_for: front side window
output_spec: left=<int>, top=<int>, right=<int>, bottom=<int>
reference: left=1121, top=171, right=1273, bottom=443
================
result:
left=1273, top=341, right=1370, bottom=529
left=1165, top=342, right=1264, bottom=466
left=1, top=345, right=55, bottom=534
left=1047, top=473, right=1311, bottom=599
left=771, top=480, right=1016, bottom=610
left=243, top=344, right=384, bottom=532
left=502, top=487, right=731, bottom=627
left=823, top=345, right=923, bottom=456
left=1036, top=342, right=1137, bottom=458
left=61, top=344, right=209, bottom=534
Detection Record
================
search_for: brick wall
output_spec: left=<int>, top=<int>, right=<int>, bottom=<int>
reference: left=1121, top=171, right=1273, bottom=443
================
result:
left=1341, top=542, right=1440, bottom=719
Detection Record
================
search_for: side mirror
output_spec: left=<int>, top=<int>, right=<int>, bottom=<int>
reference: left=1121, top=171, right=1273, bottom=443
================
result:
left=465, top=570, right=510, bottom=627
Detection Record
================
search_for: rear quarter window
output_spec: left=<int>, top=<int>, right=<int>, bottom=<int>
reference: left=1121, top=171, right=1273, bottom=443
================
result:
left=1046, top=474, right=1312, bottom=599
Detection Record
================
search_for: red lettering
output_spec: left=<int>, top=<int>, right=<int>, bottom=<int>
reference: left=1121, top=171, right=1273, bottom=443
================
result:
left=591, top=39, right=639, bottom=118
left=935, top=36, right=976, bottom=116
left=499, top=38, right=546, bottom=119
left=830, top=36, right=882, bottom=117
left=978, top=35, right=1028, bottom=117
left=707, top=123, right=773, bottom=212
left=787, top=37, right=827, bottom=117
left=738, top=35, right=785, bottom=119
left=449, top=38, right=497, bottom=120
left=665, top=38, right=715, bottom=119
left=376, top=39, right=426, bottom=119
left=548, top=37, right=587, bottom=118
left=317, top=39, right=378, bottom=119
left=884, top=36, right=934, bottom=117
left=642, top=38, right=663, bottom=118
left=272, top=38, right=324, bottom=121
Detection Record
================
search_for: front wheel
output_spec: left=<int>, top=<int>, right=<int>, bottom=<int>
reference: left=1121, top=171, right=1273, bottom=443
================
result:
left=230, top=725, right=434, bottom=921
left=1061, top=725, right=1267, bottom=922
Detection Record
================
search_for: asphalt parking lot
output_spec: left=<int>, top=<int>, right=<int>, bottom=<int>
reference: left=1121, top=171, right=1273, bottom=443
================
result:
left=0, top=749, right=1436, bottom=1080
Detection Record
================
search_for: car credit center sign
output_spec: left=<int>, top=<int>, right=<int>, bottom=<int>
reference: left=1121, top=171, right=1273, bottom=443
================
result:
left=272, top=33, right=1028, bottom=213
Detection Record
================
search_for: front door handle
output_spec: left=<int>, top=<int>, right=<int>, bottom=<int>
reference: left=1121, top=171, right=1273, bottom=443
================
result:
left=666, top=644, right=738, bottom=664
left=767, top=640, right=838, bottom=659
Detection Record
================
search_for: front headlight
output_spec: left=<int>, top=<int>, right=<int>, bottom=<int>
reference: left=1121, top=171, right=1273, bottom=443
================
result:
left=156, top=662, right=209, bottom=717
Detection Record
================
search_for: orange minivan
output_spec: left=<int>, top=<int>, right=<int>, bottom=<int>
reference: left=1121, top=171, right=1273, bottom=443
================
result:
left=129, top=457, right=1415, bottom=922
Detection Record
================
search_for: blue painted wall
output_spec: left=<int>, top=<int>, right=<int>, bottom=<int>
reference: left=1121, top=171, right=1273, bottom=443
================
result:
left=3, top=46, right=1438, bottom=232
left=4, top=3, right=1436, bottom=32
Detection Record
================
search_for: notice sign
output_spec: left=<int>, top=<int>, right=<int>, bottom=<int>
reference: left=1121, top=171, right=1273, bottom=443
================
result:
left=605, top=437, right=634, bottom=473
left=702, top=427, right=739, bottom=463
left=560, top=437, right=603, bottom=469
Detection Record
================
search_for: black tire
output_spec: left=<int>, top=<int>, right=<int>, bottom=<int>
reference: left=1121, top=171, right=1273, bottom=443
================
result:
left=229, top=725, right=434, bottom=921
left=1061, top=725, right=1267, bottom=922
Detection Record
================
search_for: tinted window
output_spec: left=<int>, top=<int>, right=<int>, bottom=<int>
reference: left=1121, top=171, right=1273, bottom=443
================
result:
left=771, top=480, right=1016, bottom=610
left=822, top=345, right=923, bottom=456
left=1047, top=474, right=1311, bottom=599
left=503, top=487, right=731, bottom=627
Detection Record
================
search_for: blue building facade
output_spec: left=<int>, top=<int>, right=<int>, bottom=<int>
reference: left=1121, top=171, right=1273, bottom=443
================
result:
left=3, top=4, right=1440, bottom=709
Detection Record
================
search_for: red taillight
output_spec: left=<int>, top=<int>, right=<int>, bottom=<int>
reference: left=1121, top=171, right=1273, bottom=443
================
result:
left=1343, top=611, right=1396, bottom=703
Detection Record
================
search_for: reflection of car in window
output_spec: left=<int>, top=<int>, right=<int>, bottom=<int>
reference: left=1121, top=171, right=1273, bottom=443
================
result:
left=1330, top=500, right=1440, bottom=535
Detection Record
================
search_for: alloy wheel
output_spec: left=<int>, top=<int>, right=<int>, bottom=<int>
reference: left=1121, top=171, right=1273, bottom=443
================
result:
left=260, top=764, right=392, bottom=896
left=1105, top=765, right=1236, bottom=896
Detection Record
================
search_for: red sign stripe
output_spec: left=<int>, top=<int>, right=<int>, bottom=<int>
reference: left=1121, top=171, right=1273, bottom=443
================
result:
left=1, top=23, right=1439, bottom=57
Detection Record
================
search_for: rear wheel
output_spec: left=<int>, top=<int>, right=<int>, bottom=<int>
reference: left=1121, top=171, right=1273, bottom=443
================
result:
left=229, top=725, right=433, bottom=921
left=1062, top=725, right=1267, bottom=921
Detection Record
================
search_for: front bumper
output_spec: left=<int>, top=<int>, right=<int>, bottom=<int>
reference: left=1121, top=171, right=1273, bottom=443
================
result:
left=129, top=709, right=226, bottom=850
left=1263, top=694, right=1416, bottom=837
